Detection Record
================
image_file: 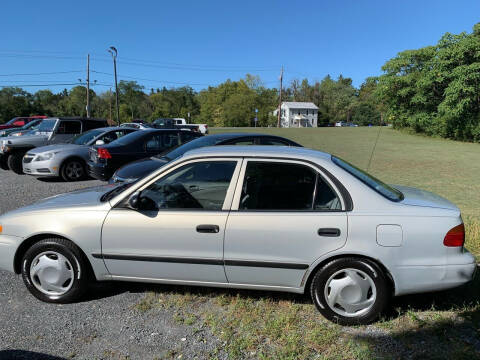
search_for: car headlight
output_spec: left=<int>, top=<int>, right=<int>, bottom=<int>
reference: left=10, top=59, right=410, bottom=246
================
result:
left=34, top=152, right=57, bottom=161
left=11, top=132, right=23, bottom=137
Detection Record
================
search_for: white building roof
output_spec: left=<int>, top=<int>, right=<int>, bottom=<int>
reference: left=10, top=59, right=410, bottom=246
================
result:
left=282, top=102, right=318, bottom=109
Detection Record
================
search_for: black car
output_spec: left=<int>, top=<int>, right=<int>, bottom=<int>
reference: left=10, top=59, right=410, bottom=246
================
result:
left=87, top=129, right=202, bottom=181
left=109, top=133, right=302, bottom=183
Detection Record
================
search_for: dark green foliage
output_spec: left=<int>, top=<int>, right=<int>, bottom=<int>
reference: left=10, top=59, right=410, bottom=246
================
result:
left=377, top=22, right=480, bottom=141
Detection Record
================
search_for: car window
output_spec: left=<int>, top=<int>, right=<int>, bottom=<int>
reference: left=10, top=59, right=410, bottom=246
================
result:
left=180, top=132, right=200, bottom=143
left=100, top=130, right=132, bottom=144
left=226, top=138, right=255, bottom=145
left=314, top=176, right=342, bottom=210
left=162, top=133, right=179, bottom=148
left=145, top=133, right=179, bottom=152
left=240, top=161, right=329, bottom=211
left=142, top=161, right=237, bottom=210
left=57, top=121, right=81, bottom=134
left=260, top=138, right=290, bottom=145
left=332, top=156, right=403, bottom=202
left=13, top=120, right=25, bottom=126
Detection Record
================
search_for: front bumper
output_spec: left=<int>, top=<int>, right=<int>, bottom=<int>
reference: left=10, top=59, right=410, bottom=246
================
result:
left=22, top=157, right=60, bottom=176
left=87, top=161, right=111, bottom=181
left=0, top=235, right=22, bottom=273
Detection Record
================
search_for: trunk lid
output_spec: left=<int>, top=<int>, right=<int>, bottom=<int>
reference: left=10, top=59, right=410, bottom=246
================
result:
left=393, top=185, right=459, bottom=211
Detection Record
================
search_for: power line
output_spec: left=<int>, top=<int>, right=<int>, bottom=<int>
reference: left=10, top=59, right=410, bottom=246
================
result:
left=0, top=70, right=83, bottom=77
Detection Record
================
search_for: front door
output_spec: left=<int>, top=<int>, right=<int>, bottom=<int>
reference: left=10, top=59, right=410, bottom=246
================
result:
left=224, top=159, right=348, bottom=289
left=101, top=159, right=241, bottom=283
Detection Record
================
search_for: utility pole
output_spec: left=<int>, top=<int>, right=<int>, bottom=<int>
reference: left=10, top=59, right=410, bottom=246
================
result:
left=109, top=87, right=112, bottom=122
left=108, top=46, right=120, bottom=126
left=86, top=54, right=90, bottom=118
left=277, top=66, right=283, bottom=128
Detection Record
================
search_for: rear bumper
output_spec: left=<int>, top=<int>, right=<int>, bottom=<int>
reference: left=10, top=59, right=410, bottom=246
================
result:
left=87, top=161, right=111, bottom=181
left=393, top=251, right=477, bottom=296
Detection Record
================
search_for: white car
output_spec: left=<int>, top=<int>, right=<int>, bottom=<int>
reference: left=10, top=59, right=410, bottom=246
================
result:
left=0, top=146, right=475, bottom=324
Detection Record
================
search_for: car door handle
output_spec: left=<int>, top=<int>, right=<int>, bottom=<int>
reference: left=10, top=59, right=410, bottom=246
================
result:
left=318, top=228, right=341, bottom=237
left=196, top=224, right=220, bottom=233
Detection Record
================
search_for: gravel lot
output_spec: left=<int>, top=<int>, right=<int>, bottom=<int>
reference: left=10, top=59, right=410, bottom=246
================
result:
left=0, top=169, right=224, bottom=360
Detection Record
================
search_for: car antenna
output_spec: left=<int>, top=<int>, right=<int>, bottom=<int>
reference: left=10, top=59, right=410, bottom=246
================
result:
left=366, top=119, right=383, bottom=173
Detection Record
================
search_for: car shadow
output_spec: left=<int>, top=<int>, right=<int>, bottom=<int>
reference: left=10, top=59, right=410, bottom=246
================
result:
left=85, top=268, right=480, bottom=320
left=0, top=350, right=67, bottom=360
left=36, top=177, right=93, bottom=183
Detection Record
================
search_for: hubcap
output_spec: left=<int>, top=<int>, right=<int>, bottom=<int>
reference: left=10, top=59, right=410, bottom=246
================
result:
left=323, top=268, right=376, bottom=317
left=30, top=251, right=74, bottom=296
left=65, top=161, right=84, bottom=179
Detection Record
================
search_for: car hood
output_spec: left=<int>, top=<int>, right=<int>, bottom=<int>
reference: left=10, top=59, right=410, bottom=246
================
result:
left=394, top=185, right=459, bottom=211
left=2, top=133, right=48, bottom=144
left=114, top=156, right=168, bottom=181
left=5, top=184, right=117, bottom=215
left=28, top=143, right=81, bottom=155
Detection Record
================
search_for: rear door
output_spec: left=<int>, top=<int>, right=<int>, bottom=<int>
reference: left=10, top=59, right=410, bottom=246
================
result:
left=224, top=159, right=348, bottom=288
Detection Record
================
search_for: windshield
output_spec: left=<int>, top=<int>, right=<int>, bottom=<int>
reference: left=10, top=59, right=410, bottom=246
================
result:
left=155, top=135, right=230, bottom=160
left=69, top=129, right=104, bottom=145
left=36, top=119, right=57, bottom=133
left=23, top=119, right=42, bottom=130
left=331, top=156, right=404, bottom=202
left=5, top=118, right=19, bottom=125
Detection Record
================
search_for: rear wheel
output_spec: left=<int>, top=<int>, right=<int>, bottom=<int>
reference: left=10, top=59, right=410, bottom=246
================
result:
left=21, top=238, right=89, bottom=303
left=7, top=153, right=24, bottom=174
left=310, top=258, right=389, bottom=325
left=61, top=159, right=86, bottom=182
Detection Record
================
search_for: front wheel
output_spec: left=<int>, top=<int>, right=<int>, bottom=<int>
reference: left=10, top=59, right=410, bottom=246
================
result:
left=310, top=258, right=389, bottom=325
left=21, top=238, right=89, bottom=303
left=61, top=159, right=86, bottom=182
left=7, top=153, right=24, bottom=174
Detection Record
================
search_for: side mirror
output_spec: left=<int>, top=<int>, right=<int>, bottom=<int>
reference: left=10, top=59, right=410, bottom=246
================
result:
left=95, top=139, right=105, bottom=145
left=128, top=191, right=140, bottom=209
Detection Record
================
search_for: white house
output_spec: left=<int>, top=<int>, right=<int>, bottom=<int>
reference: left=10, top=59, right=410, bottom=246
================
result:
left=274, top=102, right=319, bottom=128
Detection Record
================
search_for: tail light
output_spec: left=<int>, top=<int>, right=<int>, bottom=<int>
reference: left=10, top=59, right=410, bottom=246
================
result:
left=97, top=148, right=112, bottom=159
left=443, top=224, right=465, bottom=247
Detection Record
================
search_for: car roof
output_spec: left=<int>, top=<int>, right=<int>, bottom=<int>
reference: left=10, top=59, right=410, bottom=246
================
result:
left=94, top=126, right=135, bottom=132
left=45, top=117, right=108, bottom=122
left=182, top=145, right=331, bottom=161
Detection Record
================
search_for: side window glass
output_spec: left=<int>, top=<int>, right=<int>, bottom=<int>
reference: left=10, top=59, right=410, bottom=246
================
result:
left=145, top=134, right=162, bottom=152
left=57, top=121, right=81, bottom=134
left=228, top=138, right=255, bottom=145
left=314, top=177, right=342, bottom=210
left=239, top=162, right=316, bottom=210
left=13, top=120, right=25, bottom=126
left=142, top=161, right=237, bottom=210
left=261, top=138, right=289, bottom=146
left=162, top=133, right=179, bottom=148
left=181, top=132, right=198, bottom=143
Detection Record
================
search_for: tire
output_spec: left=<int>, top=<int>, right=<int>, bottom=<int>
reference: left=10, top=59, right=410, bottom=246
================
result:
left=7, top=153, right=24, bottom=174
left=60, top=159, right=86, bottom=182
left=21, top=238, right=89, bottom=303
left=310, top=257, right=389, bottom=325
left=0, top=156, right=8, bottom=170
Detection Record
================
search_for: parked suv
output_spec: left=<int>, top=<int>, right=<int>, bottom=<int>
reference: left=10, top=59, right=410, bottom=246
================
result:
left=0, top=117, right=108, bottom=174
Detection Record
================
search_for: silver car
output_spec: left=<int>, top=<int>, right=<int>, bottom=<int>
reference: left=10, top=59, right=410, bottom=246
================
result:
left=0, top=146, right=476, bottom=324
left=23, top=127, right=136, bottom=181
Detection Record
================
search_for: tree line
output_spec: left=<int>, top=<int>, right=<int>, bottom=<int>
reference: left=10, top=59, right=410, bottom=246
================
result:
left=0, top=23, right=478, bottom=141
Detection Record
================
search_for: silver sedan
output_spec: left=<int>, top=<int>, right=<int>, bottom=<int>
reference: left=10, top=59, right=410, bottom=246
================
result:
left=22, top=127, right=136, bottom=181
left=0, top=146, right=476, bottom=324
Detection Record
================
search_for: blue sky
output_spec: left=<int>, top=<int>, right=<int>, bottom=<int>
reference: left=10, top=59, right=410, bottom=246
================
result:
left=1, top=0, right=479, bottom=93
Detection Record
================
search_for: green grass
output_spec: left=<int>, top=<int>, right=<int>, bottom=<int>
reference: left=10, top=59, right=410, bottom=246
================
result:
left=135, top=127, right=480, bottom=359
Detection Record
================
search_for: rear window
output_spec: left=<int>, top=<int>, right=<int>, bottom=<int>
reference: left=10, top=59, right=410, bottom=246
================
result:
left=331, top=156, right=403, bottom=202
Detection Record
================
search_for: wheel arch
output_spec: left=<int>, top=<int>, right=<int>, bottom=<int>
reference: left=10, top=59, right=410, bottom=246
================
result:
left=13, top=233, right=95, bottom=280
left=303, top=253, right=396, bottom=296
left=60, top=155, right=87, bottom=171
